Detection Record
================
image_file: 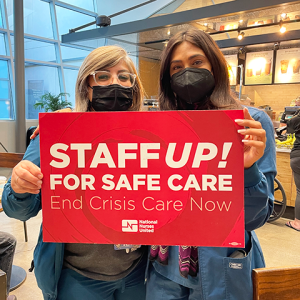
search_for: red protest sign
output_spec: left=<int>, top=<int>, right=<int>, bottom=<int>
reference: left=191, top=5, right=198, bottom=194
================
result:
left=39, top=110, right=244, bottom=247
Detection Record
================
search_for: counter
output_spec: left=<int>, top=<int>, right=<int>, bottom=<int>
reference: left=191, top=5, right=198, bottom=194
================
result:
left=276, top=148, right=296, bottom=207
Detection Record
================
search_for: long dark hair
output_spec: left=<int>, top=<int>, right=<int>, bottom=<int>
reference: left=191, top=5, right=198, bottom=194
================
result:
left=159, top=28, right=241, bottom=111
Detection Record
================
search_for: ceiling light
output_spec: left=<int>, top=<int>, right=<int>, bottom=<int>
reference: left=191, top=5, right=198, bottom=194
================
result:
left=237, top=31, right=245, bottom=40
left=167, top=30, right=170, bottom=35
left=280, top=22, right=287, bottom=33
left=239, top=20, right=243, bottom=23
left=204, top=23, right=208, bottom=26
left=280, top=26, right=286, bottom=33
left=281, top=13, right=287, bottom=19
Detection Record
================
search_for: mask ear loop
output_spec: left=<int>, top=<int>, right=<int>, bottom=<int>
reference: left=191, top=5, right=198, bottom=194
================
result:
left=87, top=84, right=93, bottom=111
left=169, top=79, right=178, bottom=109
left=87, top=100, right=92, bottom=111
left=130, top=86, right=135, bottom=110
left=174, top=95, right=178, bottom=109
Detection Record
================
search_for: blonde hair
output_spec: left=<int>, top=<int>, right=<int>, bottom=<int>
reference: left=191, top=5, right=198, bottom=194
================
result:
left=75, top=45, right=144, bottom=112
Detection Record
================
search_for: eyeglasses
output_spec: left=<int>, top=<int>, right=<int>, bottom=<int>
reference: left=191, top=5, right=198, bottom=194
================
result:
left=90, top=71, right=136, bottom=88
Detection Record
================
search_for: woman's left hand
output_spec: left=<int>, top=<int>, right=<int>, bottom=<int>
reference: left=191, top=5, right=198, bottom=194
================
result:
left=30, top=107, right=73, bottom=140
left=236, top=107, right=266, bottom=169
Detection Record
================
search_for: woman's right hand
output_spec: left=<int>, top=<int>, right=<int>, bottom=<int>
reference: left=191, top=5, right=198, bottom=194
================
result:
left=30, top=107, right=73, bottom=139
left=11, top=160, right=43, bottom=194
left=236, top=107, right=266, bottom=169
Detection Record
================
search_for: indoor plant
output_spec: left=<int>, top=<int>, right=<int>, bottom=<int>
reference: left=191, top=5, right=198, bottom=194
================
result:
left=34, top=92, right=72, bottom=112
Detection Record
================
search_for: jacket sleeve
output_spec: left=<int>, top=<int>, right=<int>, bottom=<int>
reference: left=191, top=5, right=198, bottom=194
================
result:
left=2, top=136, right=42, bottom=222
left=244, top=164, right=273, bottom=231
left=244, top=108, right=276, bottom=231
left=255, top=110, right=277, bottom=202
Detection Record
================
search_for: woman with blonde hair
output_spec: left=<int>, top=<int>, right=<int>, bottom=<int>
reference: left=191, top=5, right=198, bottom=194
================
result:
left=2, top=45, right=147, bottom=300
left=75, top=45, right=143, bottom=113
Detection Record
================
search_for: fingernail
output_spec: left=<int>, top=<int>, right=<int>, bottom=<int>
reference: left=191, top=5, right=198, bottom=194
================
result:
left=37, top=180, right=42, bottom=185
left=38, top=174, right=43, bottom=179
left=242, top=139, right=249, bottom=143
left=235, top=119, right=243, bottom=122
left=238, top=129, right=247, bottom=133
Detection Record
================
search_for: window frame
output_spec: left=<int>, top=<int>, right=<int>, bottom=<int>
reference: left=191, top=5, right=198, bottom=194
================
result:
left=0, top=0, right=99, bottom=120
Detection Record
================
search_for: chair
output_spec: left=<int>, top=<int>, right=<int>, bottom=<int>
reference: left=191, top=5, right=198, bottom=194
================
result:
left=0, top=269, right=6, bottom=300
left=26, top=126, right=37, bottom=148
left=252, top=265, right=300, bottom=300
left=0, top=153, right=28, bottom=292
left=0, top=126, right=37, bottom=242
left=0, top=152, right=27, bottom=242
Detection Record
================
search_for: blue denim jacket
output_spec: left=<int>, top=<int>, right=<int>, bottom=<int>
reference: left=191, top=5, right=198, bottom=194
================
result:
left=2, top=107, right=276, bottom=300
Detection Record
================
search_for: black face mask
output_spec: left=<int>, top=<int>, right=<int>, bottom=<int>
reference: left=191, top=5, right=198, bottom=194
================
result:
left=88, top=84, right=133, bottom=112
left=170, top=68, right=215, bottom=108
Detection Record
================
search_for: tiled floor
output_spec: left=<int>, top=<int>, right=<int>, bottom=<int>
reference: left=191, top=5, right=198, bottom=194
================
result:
left=1, top=211, right=300, bottom=300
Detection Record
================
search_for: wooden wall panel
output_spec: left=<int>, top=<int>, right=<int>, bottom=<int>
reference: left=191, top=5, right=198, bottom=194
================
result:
left=276, top=152, right=295, bottom=207
left=138, top=58, right=160, bottom=99
left=242, top=84, right=300, bottom=117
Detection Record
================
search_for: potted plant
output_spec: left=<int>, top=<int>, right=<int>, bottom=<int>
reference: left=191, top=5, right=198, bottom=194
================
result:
left=34, top=92, right=72, bottom=112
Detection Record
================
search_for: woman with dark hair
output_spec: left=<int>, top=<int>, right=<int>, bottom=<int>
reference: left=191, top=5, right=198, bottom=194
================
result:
left=159, top=29, right=239, bottom=111
left=147, top=29, right=276, bottom=300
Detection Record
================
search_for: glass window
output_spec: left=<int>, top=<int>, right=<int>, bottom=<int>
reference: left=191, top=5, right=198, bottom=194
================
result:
left=11, top=36, right=57, bottom=62
left=61, top=46, right=90, bottom=66
left=69, top=38, right=105, bottom=49
left=0, top=61, right=11, bottom=119
left=0, top=33, right=6, bottom=55
left=0, top=60, right=8, bottom=79
left=63, top=68, right=78, bottom=108
left=0, top=100, right=11, bottom=119
left=58, top=0, right=96, bottom=12
left=6, top=0, right=54, bottom=38
left=5, top=0, right=13, bottom=29
left=0, top=80, right=9, bottom=98
left=56, top=6, right=96, bottom=38
left=25, top=64, right=60, bottom=119
left=0, top=1, right=3, bottom=28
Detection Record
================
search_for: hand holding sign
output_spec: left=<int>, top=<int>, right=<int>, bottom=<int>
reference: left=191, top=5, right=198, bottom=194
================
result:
left=11, top=160, right=43, bottom=194
left=236, top=107, right=267, bottom=169
left=30, top=107, right=73, bottom=140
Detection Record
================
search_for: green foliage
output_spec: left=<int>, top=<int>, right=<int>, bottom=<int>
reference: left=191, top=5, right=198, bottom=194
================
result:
left=33, top=92, right=72, bottom=112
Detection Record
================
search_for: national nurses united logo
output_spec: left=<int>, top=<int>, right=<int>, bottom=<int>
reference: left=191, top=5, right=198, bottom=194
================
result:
left=122, top=220, right=138, bottom=232
left=122, top=219, right=157, bottom=233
